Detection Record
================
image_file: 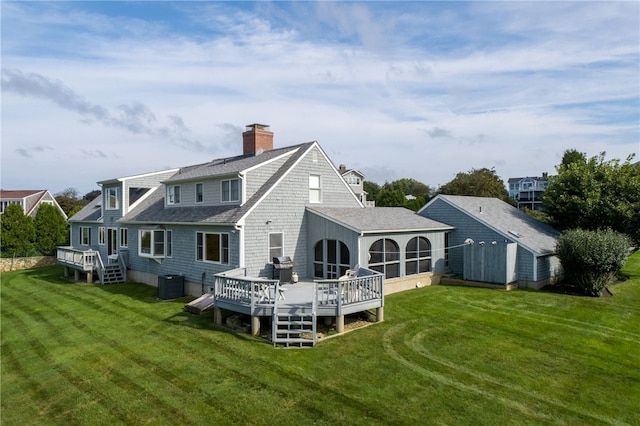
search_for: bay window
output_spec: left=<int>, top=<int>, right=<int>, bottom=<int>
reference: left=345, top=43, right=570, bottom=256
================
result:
left=139, top=229, right=169, bottom=257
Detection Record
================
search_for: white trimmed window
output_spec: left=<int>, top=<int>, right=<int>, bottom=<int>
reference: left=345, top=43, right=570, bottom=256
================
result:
left=98, top=227, right=105, bottom=245
left=221, top=179, right=240, bottom=203
left=80, top=227, right=91, bottom=246
left=167, top=185, right=181, bottom=205
left=106, top=188, right=118, bottom=210
left=139, top=229, right=167, bottom=257
left=195, top=183, right=204, bottom=203
left=196, top=232, right=229, bottom=264
left=120, top=228, right=128, bottom=248
left=309, top=174, right=321, bottom=203
left=269, top=232, right=284, bottom=262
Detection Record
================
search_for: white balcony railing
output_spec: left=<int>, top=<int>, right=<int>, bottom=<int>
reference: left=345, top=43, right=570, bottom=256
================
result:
left=56, top=246, right=100, bottom=271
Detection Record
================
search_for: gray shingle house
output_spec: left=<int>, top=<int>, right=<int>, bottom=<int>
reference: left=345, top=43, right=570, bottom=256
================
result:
left=58, top=124, right=452, bottom=344
left=1, top=189, right=67, bottom=219
left=418, top=194, right=562, bottom=289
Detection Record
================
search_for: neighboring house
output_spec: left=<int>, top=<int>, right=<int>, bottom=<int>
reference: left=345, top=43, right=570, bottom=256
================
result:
left=339, top=165, right=375, bottom=207
left=507, top=173, right=549, bottom=210
left=418, top=194, right=562, bottom=289
left=58, top=124, right=453, bottom=342
left=0, top=190, right=67, bottom=219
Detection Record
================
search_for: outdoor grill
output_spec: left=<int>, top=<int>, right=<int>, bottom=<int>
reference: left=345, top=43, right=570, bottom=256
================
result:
left=273, top=256, right=294, bottom=283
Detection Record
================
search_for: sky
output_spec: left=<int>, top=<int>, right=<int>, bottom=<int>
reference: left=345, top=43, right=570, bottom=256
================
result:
left=2, top=1, right=639, bottom=196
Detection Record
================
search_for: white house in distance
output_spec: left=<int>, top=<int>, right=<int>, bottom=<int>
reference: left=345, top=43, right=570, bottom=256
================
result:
left=339, top=165, right=375, bottom=207
left=507, top=174, right=550, bottom=211
left=0, top=190, right=67, bottom=219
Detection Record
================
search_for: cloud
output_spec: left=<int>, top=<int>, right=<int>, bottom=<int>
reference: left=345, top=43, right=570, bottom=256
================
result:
left=81, top=149, right=109, bottom=159
left=1, top=68, right=202, bottom=151
left=425, top=127, right=452, bottom=138
left=15, top=145, right=53, bottom=158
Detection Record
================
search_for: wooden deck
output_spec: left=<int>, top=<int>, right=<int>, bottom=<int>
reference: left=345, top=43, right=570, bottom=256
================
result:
left=212, top=267, right=385, bottom=343
left=213, top=269, right=384, bottom=318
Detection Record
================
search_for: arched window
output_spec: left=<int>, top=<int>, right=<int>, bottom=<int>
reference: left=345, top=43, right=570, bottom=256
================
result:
left=369, top=239, right=400, bottom=279
left=313, top=240, right=350, bottom=279
left=406, top=237, right=431, bottom=275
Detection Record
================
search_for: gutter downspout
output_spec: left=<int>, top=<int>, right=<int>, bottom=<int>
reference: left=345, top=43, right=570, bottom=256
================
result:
left=235, top=222, right=244, bottom=268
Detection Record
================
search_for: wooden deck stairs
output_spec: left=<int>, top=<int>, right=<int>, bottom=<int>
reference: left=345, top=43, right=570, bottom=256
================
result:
left=272, top=303, right=317, bottom=348
left=101, top=264, right=125, bottom=284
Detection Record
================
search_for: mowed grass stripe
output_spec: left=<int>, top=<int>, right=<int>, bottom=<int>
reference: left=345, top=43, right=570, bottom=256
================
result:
left=406, top=321, right=631, bottom=425
left=0, top=290, right=207, bottom=425
left=413, top=291, right=640, bottom=417
left=0, top=305, right=127, bottom=425
left=1, top=280, right=243, bottom=423
left=382, top=322, right=559, bottom=424
left=1, top=284, right=272, bottom=423
left=1, top=309, right=93, bottom=425
left=447, top=294, right=640, bottom=342
left=2, top=274, right=393, bottom=424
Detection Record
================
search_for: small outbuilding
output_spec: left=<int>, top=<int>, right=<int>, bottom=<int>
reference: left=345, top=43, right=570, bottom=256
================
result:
left=418, top=195, right=562, bottom=289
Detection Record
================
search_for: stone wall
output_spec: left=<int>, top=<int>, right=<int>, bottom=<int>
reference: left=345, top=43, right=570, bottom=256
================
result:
left=0, top=256, right=57, bottom=272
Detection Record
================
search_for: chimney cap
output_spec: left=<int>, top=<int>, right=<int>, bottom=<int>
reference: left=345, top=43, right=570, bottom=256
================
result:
left=245, top=123, right=270, bottom=131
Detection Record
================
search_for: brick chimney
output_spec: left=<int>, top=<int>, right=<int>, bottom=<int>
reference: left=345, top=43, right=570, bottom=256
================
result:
left=243, top=123, right=273, bottom=155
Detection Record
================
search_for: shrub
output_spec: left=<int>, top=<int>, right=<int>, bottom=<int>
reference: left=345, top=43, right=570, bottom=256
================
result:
left=0, top=204, right=36, bottom=257
left=556, top=229, right=631, bottom=296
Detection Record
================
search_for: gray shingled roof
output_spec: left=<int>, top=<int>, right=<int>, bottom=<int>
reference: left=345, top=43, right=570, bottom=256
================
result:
left=163, top=144, right=308, bottom=183
left=308, top=207, right=453, bottom=233
left=433, top=195, right=559, bottom=255
left=120, top=142, right=316, bottom=224
left=68, top=195, right=102, bottom=222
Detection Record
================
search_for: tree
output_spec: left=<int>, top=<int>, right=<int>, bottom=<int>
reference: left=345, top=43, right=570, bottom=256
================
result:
left=34, top=203, right=69, bottom=255
left=560, top=149, right=587, bottom=168
left=376, top=186, right=406, bottom=207
left=405, top=196, right=427, bottom=212
left=363, top=181, right=380, bottom=204
left=543, top=151, right=640, bottom=243
left=556, top=229, right=631, bottom=296
left=437, top=167, right=510, bottom=201
left=0, top=204, right=36, bottom=256
left=55, top=187, right=97, bottom=216
left=83, top=189, right=101, bottom=202
left=386, top=178, right=433, bottom=198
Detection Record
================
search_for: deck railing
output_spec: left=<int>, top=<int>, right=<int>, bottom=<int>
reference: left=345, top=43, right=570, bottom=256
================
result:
left=315, top=268, right=384, bottom=309
left=214, top=272, right=280, bottom=308
left=56, top=246, right=100, bottom=271
left=214, top=267, right=383, bottom=314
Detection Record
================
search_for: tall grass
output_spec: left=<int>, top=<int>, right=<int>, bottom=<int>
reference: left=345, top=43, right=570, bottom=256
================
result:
left=2, top=252, right=639, bottom=425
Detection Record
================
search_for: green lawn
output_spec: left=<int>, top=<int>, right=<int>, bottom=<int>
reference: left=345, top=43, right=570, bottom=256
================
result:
left=2, top=252, right=640, bottom=425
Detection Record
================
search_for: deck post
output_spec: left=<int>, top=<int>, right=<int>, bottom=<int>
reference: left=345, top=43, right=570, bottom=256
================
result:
left=251, top=316, right=260, bottom=336
left=64, top=266, right=70, bottom=278
left=376, top=306, right=384, bottom=322
left=336, top=315, right=345, bottom=333
left=74, top=270, right=80, bottom=281
left=87, top=271, right=93, bottom=284
left=214, top=307, right=223, bottom=325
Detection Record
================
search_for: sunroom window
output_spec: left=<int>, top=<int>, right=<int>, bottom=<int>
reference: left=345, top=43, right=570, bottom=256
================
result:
left=368, top=238, right=400, bottom=279
left=406, top=237, right=432, bottom=275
